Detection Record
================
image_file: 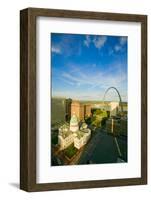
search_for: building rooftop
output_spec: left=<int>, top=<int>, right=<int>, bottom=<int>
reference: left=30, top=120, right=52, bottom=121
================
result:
left=76, top=131, right=85, bottom=139
left=59, top=130, right=72, bottom=139
left=80, top=128, right=90, bottom=133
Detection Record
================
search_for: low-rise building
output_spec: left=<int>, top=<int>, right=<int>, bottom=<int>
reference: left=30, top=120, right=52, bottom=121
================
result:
left=58, top=124, right=74, bottom=149
left=74, top=128, right=91, bottom=149
left=106, top=116, right=127, bottom=136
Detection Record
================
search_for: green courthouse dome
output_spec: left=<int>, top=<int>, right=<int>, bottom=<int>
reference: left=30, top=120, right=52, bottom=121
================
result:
left=70, top=113, right=79, bottom=132
left=70, top=114, right=78, bottom=124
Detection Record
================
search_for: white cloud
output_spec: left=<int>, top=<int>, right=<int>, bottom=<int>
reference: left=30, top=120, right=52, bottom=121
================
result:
left=83, top=35, right=127, bottom=54
left=60, top=63, right=127, bottom=101
left=65, top=64, right=126, bottom=88
left=114, top=36, right=127, bottom=52
left=115, top=45, right=121, bottom=52
left=120, top=36, right=127, bottom=45
left=84, top=35, right=91, bottom=47
left=93, top=36, right=107, bottom=49
left=84, top=35, right=107, bottom=50
left=51, top=45, right=61, bottom=54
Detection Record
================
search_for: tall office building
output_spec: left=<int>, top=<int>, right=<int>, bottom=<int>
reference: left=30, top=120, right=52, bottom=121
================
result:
left=71, top=101, right=84, bottom=120
left=51, top=97, right=66, bottom=124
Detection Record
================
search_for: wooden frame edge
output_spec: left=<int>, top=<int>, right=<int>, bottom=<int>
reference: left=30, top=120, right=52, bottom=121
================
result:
left=20, top=8, right=37, bottom=191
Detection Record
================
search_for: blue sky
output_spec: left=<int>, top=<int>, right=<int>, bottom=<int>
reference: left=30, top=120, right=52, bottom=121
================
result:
left=51, top=33, right=127, bottom=102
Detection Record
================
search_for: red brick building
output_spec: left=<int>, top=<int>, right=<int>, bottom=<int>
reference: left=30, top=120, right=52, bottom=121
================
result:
left=71, top=101, right=92, bottom=120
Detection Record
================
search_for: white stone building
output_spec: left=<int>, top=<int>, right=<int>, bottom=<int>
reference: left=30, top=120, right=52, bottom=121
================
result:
left=74, top=128, right=91, bottom=149
left=58, top=114, right=91, bottom=150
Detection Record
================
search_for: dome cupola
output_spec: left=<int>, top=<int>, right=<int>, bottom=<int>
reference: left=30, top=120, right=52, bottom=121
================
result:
left=70, top=113, right=79, bottom=132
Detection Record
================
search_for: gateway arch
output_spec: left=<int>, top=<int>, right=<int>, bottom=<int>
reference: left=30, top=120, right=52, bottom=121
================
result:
left=103, top=87, right=123, bottom=113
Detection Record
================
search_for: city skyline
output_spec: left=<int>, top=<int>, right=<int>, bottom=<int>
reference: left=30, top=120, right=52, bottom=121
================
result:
left=51, top=33, right=128, bottom=102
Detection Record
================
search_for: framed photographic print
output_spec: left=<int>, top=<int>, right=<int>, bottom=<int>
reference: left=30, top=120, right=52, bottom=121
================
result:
left=20, top=8, right=147, bottom=191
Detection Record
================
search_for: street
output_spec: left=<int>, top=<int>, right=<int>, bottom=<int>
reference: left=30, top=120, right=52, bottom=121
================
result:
left=78, top=128, right=126, bottom=164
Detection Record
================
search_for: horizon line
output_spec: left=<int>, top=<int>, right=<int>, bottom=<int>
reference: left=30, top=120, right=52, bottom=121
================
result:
left=51, top=96, right=128, bottom=103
